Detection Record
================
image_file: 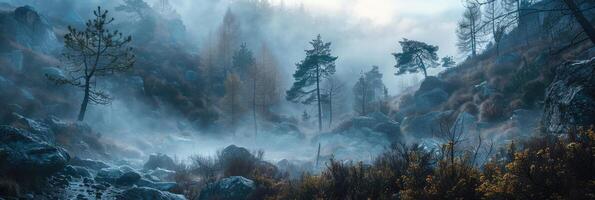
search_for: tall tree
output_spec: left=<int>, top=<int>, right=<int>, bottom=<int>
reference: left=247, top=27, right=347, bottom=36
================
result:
left=286, top=34, right=338, bottom=131
left=50, top=7, right=134, bottom=121
left=353, top=66, right=386, bottom=116
left=217, top=8, right=241, bottom=75
left=255, top=43, right=281, bottom=116
left=457, top=1, right=483, bottom=57
left=232, top=43, right=255, bottom=78
left=478, top=0, right=595, bottom=45
left=392, top=39, right=439, bottom=78
left=484, top=0, right=508, bottom=55
left=220, top=73, right=244, bottom=134
left=321, top=76, right=344, bottom=128
left=232, top=43, right=257, bottom=136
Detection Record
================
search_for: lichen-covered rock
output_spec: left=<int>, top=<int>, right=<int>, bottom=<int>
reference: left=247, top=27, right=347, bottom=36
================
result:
left=542, top=58, right=595, bottom=134
left=0, top=126, right=70, bottom=177
left=199, top=176, right=255, bottom=200
left=118, top=187, right=186, bottom=200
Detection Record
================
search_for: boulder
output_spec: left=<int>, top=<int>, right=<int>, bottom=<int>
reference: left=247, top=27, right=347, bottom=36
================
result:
left=400, top=111, right=454, bottom=138
left=117, top=187, right=186, bottom=200
left=116, top=171, right=142, bottom=186
left=414, top=88, right=449, bottom=113
left=96, top=166, right=139, bottom=184
left=148, top=168, right=176, bottom=182
left=144, top=153, right=176, bottom=171
left=137, top=179, right=178, bottom=191
left=1, top=5, right=59, bottom=53
left=416, top=76, right=453, bottom=94
left=451, top=112, right=478, bottom=136
left=220, top=145, right=254, bottom=163
left=373, top=122, right=401, bottom=140
left=0, top=126, right=70, bottom=177
left=199, top=176, right=255, bottom=200
left=7, top=113, right=55, bottom=143
left=542, top=58, right=595, bottom=134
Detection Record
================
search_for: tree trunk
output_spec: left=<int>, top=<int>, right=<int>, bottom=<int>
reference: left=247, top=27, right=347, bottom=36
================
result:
left=328, top=90, right=333, bottom=128
left=316, top=65, right=322, bottom=131
left=78, top=79, right=90, bottom=121
left=253, top=78, right=258, bottom=137
left=563, top=0, right=595, bottom=44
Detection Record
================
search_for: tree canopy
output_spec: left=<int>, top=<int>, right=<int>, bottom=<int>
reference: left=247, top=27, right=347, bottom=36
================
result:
left=392, top=39, right=439, bottom=77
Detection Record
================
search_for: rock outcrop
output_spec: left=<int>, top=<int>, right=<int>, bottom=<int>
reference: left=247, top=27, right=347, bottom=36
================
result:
left=542, top=58, right=595, bottom=134
left=0, top=125, right=70, bottom=177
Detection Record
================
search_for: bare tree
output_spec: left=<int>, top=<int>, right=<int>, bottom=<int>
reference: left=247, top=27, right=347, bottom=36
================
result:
left=457, top=1, right=484, bottom=57
left=50, top=7, right=134, bottom=121
left=322, top=76, right=344, bottom=128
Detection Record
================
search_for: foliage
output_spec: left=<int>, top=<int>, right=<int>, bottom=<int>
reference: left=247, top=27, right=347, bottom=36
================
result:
left=441, top=56, right=456, bottom=68
left=50, top=6, right=134, bottom=121
left=256, top=128, right=595, bottom=200
left=286, top=34, right=338, bottom=131
left=286, top=34, right=338, bottom=105
left=353, top=66, right=387, bottom=116
left=392, top=38, right=439, bottom=77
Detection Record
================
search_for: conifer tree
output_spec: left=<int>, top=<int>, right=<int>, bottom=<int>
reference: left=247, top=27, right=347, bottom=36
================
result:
left=392, top=39, right=439, bottom=78
left=287, top=34, right=338, bottom=131
left=50, top=7, right=134, bottom=121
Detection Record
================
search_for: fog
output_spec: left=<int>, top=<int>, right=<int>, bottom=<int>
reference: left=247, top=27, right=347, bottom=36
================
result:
left=0, top=0, right=498, bottom=166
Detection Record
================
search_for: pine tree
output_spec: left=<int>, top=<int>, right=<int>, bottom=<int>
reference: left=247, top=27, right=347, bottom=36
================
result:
left=232, top=43, right=255, bottom=78
left=392, top=39, right=439, bottom=78
left=232, top=43, right=257, bottom=136
left=353, top=66, right=386, bottom=115
left=457, top=1, right=482, bottom=57
left=50, top=7, right=134, bottom=121
left=441, top=56, right=456, bottom=68
left=286, top=34, right=338, bottom=131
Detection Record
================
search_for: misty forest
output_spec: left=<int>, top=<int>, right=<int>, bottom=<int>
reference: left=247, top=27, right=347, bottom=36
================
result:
left=0, top=0, right=594, bottom=199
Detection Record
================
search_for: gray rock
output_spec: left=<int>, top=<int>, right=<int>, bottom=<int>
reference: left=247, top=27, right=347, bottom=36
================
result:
left=117, top=187, right=186, bottom=200
left=70, top=157, right=110, bottom=170
left=220, top=145, right=254, bottom=163
left=148, top=168, right=176, bottom=182
left=116, top=171, right=141, bottom=186
left=542, top=58, right=595, bottom=134
left=137, top=179, right=178, bottom=191
left=199, top=176, right=255, bottom=200
left=0, top=126, right=70, bottom=177
left=62, top=165, right=92, bottom=178
left=144, top=153, right=176, bottom=171
left=414, top=88, right=449, bottom=113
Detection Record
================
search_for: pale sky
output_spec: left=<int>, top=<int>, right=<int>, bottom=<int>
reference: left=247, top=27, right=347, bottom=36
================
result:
left=164, top=0, right=466, bottom=94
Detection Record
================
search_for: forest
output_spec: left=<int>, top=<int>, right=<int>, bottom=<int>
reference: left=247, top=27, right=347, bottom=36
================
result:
left=0, top=0, right=593, bottom=199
